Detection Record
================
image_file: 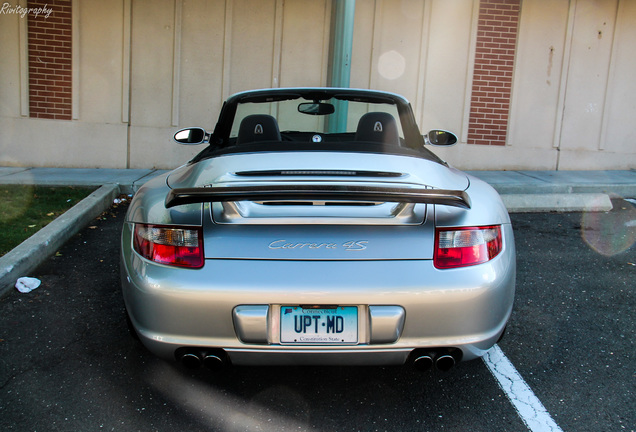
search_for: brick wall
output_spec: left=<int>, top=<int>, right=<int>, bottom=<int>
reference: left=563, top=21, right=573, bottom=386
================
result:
left=27, top=0, right=72, bottom=120
left=467, top=0, right=521, bottom=146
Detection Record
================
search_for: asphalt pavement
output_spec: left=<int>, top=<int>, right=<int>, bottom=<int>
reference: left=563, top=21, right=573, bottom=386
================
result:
left=0, top=167, right=635, bottom=430
left=0, top=201, right=633, bottom=431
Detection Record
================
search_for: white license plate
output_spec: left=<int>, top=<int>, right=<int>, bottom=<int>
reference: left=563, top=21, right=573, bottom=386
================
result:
left=280, top=306, right=358, bottom=344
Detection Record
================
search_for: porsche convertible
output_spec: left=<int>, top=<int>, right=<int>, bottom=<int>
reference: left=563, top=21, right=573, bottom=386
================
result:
left=120, top=88, right=515, bottom=372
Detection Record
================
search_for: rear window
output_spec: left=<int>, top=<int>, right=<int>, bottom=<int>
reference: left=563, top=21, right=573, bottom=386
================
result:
left=230, top=98, right=405, bottom=146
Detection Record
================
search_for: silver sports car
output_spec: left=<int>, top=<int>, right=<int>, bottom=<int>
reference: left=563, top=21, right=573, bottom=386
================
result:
left=120, top=88, right=515, bottom=372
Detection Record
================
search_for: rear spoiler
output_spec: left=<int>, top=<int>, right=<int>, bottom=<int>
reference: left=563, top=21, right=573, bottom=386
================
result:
left=165, top=185, right=471, bottom=209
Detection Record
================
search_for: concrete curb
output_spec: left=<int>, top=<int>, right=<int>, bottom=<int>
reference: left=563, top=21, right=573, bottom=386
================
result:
left=492, top=184, right=636, bottom=198
left=0, top=184, right=120, bottom=297
left=503, top=193, right=613, bottom=213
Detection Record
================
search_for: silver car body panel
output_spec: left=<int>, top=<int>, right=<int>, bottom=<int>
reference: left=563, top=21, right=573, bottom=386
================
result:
left=201, top=208, right=436, bottom=260
left=120, top=222, right=515, bottom=364
left=211, top=200, right=427, bottom=225
left=436, top=170, right=511, bottom=228
left=165, top=152, right=469, bottom=190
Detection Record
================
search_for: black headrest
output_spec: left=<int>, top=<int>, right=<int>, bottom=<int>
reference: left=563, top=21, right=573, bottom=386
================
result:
left=237, top=114, right=282, bottom=144
left=354, top=112, right=400, bottom=145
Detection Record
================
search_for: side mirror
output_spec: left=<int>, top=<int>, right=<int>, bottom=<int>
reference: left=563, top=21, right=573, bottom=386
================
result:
left=174, top=127, right=209, bottom=145
left=424, top=130, right=458, bottom=146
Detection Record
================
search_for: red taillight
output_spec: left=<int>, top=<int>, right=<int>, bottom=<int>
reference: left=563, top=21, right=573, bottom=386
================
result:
left=133, top=224, right=204, bottom=268
left=434, top=225, right=502, bottom=269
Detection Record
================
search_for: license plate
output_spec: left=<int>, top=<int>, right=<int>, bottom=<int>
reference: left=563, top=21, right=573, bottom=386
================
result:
left=280, top=306, right=358, bottom=344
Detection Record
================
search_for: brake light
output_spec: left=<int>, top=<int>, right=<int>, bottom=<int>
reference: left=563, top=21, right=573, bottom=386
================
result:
left=434, top=225, right=502, bottom=269
left=133, top=224, right=204, bottom=268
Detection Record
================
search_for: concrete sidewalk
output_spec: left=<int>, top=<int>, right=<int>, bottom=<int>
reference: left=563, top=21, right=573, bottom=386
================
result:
left=1, top=166, right=635, bottom=197
left=0, top=166, right=168, bottom=194
left=467, top=169, right=636, bottom=197
left=467, top=169, right=636, bottom=213
left=1, top=166, right=635, bottom=212
left=1, top=166, right=635, bottom=296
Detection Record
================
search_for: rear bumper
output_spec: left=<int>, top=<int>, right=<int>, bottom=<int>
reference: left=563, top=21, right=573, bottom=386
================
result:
left=121, top=224, right=515, bottom=365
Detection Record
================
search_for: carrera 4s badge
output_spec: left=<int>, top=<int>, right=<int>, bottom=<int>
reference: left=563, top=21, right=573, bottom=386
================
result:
left=268, top=240, right=368, bottom=251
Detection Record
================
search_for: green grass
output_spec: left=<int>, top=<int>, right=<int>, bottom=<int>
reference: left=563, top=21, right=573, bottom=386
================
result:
left=0, top=185, right=95, bottom=256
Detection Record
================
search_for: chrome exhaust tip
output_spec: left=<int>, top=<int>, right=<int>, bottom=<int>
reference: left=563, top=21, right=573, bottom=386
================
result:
left=410, top=348, right=462, bottom=372
left=179, top=352, right=202, bottom=369
left=435, top=354, right=455, bottom=372
left=413, top=354, right=434, bottom=371
left=176, top=348, right=228, bottom=371
left=203, top=353, right=225, bottom=371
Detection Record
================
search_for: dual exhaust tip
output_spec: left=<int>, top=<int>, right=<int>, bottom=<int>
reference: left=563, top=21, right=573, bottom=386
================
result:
left=176, top=347, right=461, bottom=371
left=411, top=348, right=462, bottom=372
left=176, top=348, right=228, bottom=371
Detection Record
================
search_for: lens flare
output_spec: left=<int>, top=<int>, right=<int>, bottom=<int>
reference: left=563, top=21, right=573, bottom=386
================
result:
left=581, top=197, right=636, bottom=256
left=378, top=50, right=406, bottom=80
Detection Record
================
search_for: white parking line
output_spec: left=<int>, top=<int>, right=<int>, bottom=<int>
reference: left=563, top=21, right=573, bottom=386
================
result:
left=483, top=345, right=563, bottom=432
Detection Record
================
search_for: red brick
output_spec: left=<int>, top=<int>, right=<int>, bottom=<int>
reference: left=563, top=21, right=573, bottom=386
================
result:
left=483, top=53, right=501, bottom=61
left=486, top=70, right=507, bottom=77
left=28, top=0, right=72, bottom=120
left=468, top=1, right=519, bottom=145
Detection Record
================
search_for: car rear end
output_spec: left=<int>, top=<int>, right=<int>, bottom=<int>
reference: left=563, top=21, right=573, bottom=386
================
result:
left=120, top=158, right=515, bottom=371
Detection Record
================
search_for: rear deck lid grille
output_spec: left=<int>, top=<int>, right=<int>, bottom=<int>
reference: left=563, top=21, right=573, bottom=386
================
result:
left=234, top=170, right=404, bottom=177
